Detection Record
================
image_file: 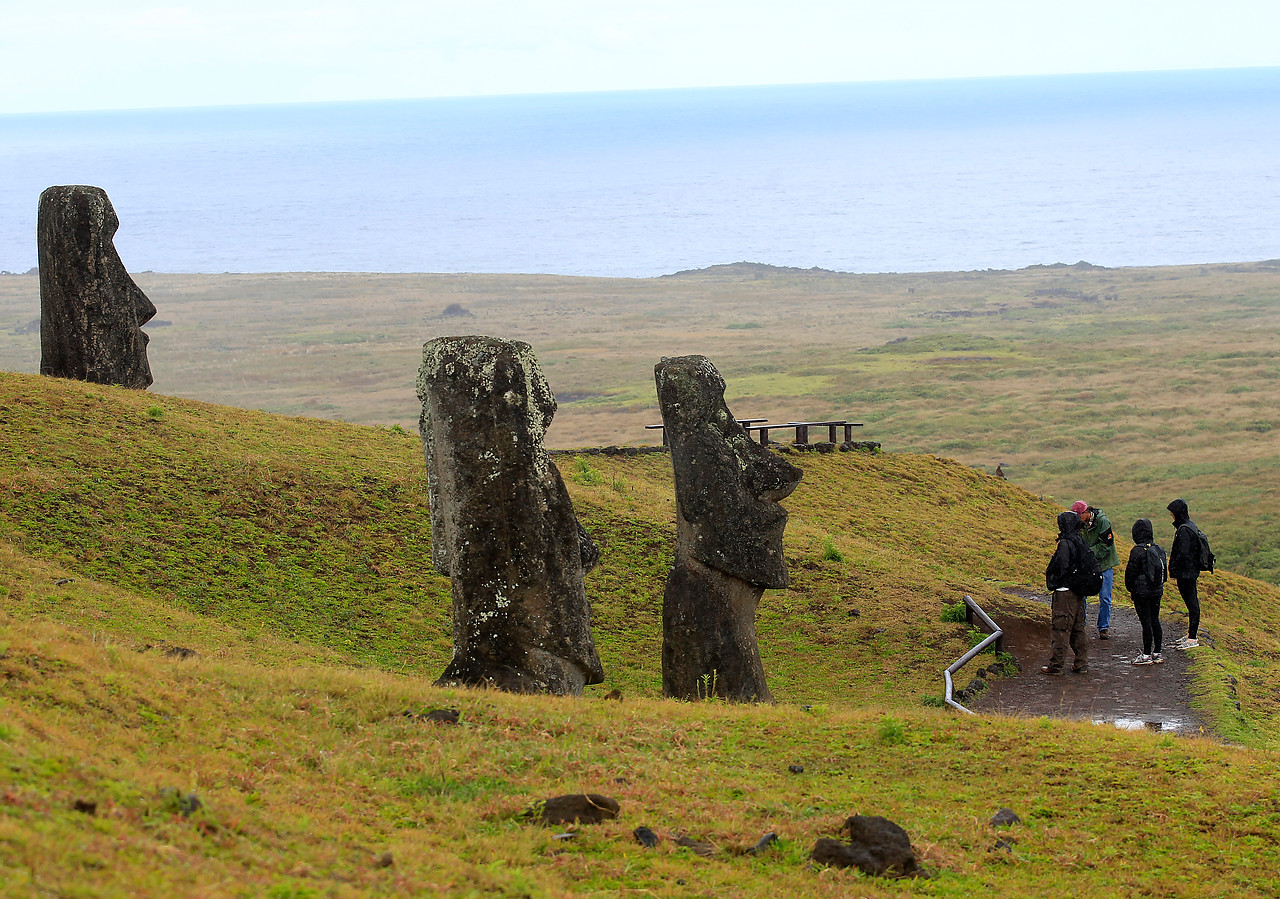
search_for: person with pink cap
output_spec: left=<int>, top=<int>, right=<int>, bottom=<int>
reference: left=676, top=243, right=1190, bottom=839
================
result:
left=1072, top=499, right=1119, bottom=639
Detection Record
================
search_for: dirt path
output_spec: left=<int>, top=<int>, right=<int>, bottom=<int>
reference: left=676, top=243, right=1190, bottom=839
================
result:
left=971, top=590, right=1214, bottom=737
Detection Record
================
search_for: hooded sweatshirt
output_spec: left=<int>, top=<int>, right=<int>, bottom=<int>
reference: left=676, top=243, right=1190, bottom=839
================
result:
left=1167, top=498, right=1201, bottom=580
left=1124, top=518, right=1167, bottom=598
left=1045, top=510, right=1090, bottom=592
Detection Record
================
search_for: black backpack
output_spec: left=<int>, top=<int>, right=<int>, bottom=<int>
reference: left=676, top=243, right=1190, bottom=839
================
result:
left=1181, top=524, right=1216, bottom=573
left=1070, top=542, right=1104, bottom=596
left=1138, top=544, right=1167, bottom=591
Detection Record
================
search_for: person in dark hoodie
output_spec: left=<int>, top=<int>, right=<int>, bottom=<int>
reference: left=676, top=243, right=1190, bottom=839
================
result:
left=1167, top=498, right=1205, bottom=649
left=1124, top=518, right=1167, bottom=665
left=1042, top=509, right=1091, bottom=675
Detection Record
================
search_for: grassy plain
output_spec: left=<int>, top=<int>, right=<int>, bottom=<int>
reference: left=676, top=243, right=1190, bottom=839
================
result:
left=4, top=259, right=1280, bottom=584
left=5, top=373, right=1280, bottom=894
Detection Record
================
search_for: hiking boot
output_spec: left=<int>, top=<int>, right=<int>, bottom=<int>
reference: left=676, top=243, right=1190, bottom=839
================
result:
left=1099, top=628, right=1110, bottom=640
left=1040, top=666, right=1064, bottom=676
left=1179, top=638, right=1199, bottom=650
left=1131, top=654, right=1153, bottom=665
left=1152, top=652, right=1165, bottom=664
left=1072, top=665, right=1089, bottom=674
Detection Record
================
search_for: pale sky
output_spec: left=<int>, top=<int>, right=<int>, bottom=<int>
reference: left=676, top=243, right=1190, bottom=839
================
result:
left=3, top=0, right=1280, bottom=114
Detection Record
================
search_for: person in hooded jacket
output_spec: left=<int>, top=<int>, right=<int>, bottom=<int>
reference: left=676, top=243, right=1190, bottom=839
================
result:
left=1167, top=498, right=1204, bottom=649
left=1042, top=509, right=1090, bottom=675
left=1124, top=518, right=1167, bottom=665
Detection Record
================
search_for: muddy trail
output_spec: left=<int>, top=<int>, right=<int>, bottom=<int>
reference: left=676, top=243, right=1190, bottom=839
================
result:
left=970, top=589, right=1215, bottom=738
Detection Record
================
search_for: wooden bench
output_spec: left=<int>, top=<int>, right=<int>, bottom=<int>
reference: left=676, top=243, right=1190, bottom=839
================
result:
left=743, top=420, right=864, bottom=446
left=646, top=419, right=767, bottom=446
left=788, top=420, right=864, bottom=444
left=649, top=418, right=862, bottom=447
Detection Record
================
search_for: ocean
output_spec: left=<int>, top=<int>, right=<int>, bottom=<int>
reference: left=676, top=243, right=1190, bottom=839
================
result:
left=1, top=68, right=1278, bottom=277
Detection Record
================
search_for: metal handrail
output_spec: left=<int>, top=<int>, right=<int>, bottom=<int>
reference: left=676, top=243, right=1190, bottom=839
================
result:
left=944, top=594, right=1003, bottom=715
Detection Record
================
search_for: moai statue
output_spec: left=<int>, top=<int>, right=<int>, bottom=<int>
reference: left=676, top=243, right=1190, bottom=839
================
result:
left=417, top=336, right=604, bottom=695
left=38, top=185, right=157, bottom=389
left=654, top=355, right=802, bottom=702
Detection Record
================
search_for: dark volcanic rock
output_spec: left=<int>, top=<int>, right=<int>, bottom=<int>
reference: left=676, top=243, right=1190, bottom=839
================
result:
left=809, top=814, right=919, bottom=878
left=38, top=185, right=156, bottom=388
left=654, top=355, right=801, bottom=702
left=423, top=708, right=460, bottom=724
left=989, top=807, right=1022, bottom=828
left=633, top=825, right=660, bottom=848
left=529, top=793, right=620, bottom=825
left=417, top=336, right=604, bottom=695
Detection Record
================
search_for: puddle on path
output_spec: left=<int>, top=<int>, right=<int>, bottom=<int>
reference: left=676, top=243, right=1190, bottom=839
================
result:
left=1106, top=717, right=1188, bottom=733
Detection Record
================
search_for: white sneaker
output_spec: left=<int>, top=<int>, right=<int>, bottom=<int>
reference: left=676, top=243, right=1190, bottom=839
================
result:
left=1172, top=636, right=1191, bottom=648
left=1152, top=652, right=1165, bottom=664
left=1179, top=638, right=1199, bottom=650
left=1131, top=654, right=1153, bottom=666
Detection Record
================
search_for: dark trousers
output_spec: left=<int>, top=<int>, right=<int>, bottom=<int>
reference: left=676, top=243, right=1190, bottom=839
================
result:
left=1176, top=576, right=1200, bottom=639
left=1048, top=588, right=1088, bottom=672
left=1132, top=591, right=1163, bottom=655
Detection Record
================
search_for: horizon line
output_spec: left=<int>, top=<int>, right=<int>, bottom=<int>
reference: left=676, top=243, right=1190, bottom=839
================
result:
left=4, top=64, right=1279, bottom=119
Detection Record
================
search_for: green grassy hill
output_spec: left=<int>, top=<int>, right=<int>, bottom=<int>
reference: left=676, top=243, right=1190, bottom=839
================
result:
left=5, top=371, right=1280, bottom=896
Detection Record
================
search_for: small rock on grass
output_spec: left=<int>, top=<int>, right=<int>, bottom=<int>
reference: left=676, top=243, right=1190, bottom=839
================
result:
left=525, top=794, right=620, bottom=826
left=158, top=788, right=202, bottom=817
left=633, top=826, right=660, bottom=848
left=810, top=814, right=920, bottom=878
left=989, top=807, right=1021, bottom=828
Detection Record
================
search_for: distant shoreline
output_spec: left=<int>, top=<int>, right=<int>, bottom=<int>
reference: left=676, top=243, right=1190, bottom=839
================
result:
left=4, top=257, right=1280, bottom=281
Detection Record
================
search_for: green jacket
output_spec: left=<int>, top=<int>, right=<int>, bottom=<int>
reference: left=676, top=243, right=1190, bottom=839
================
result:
left=1082, top=507, right=1120, bottom=570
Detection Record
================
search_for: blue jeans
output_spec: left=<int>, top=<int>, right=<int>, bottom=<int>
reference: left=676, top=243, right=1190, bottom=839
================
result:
left=1096, top=567, right=1114, bottom=631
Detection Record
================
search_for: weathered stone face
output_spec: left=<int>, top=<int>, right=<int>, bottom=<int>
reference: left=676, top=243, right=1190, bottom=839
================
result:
left=38, top=185, right=156, bottom=389
left=417, top=336, right=604, bottom=695
left=654, top=354, right=802, bottom=702
left=655, top=355, right=801, bottom=587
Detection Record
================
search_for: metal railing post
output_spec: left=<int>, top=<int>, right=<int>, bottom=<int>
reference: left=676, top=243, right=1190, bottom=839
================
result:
left=943, top=594, right=1003, bottom=715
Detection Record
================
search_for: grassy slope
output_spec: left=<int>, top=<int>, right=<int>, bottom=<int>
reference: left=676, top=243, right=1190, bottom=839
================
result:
left=10, top=261, right=1279, bottom=586
left=4, top=372, right=1280, bottom=895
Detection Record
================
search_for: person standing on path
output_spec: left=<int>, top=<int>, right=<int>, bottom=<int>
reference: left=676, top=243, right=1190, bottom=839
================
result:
left=1042, top=510, right=1091, bottom=675
left=1072, top=500, right=1119, bottom=640
left=1167, top=498, right=1207, bottom=649
left=1124, top=518, right=1168, bottom=665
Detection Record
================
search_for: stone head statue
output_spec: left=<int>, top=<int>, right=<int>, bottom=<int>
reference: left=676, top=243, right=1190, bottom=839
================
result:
left=655, top=354, right=801, bottom=588
left=38, top=185, right=156, bottom=389
left=417, top=335, right=603, bottom=695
